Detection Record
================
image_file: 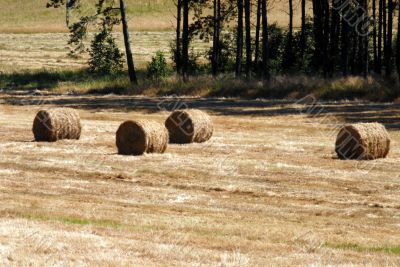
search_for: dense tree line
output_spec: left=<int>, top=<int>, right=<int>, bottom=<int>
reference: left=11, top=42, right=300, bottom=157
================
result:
left=48, top=0, right=400, bottom=88
left=174, top=0, right=400, bottom=85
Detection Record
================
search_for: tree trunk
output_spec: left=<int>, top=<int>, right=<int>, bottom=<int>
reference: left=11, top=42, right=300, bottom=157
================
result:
left=341, top=15, right=349, bottom=76
left=383, top=0, right=387, bottom=72
left=282, top=0, right=294, bottom=70
left=176, top=0, right=182, bottom=74
left=396, top=0, right=400, bottom=81
left=217, top=0, right=221, bottom=71
left=312, top=0, right=324, bottom=71
left=255, top=0, right=261, bottom=70
left=322, top=0, right=330, bottom=77
left=236, top=0, right=244, bottom=77
left=262, top=0, right=270, bottom=80
left=212, top=0, right=218, bottom=76
left=182, top=0, right=189, bottom=80
left=300, top=0, right=306, bottom=62
left=362, top=0, right=369, bottom=78
left=329, top=0, right=340, bottom=76
left=245, top=0, right=251, bottom=79
left=212, top=0, right=221, bottom=77
left=120, top=0, right=138, bottom=85
left=386, top=0, right=393, bottom=76
left=372, top=0, right=377, bottom=72
left=377, top=0, right=383, bottom=73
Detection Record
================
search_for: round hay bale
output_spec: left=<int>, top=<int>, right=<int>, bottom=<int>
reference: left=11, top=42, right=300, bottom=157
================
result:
left=32, top=108, right=82, bottom=142
left=165, top=109, right=213, bottom=144
left=335, top=122, right=391, bottom=160
left=116, top=120, right=168, bottom=155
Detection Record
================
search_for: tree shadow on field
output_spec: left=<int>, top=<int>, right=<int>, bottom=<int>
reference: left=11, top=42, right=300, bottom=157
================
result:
left=0, top=71, right=80, bottom=91
left=293, top=102, right=400, bottom=130
left=0, top=69, right=136, bottom=94
left=2, top=69, right=400, bottom=130
left=2, top=92, right=400, bottom=130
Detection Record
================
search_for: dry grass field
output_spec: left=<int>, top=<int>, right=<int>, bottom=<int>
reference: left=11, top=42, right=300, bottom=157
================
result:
left=0, top=32, right=178, bottom=71
left=1, top=3, right=400, bottom=265
left=0, top=0, right=308, bottom=33
left=0, top=0, right=176, bottom=33
left=0, top=31, right=219, bottom=74
left=0, top=93, right=399, bottom=265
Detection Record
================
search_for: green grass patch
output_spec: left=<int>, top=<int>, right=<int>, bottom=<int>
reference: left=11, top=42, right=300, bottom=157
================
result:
left=325, top=242, right=400, bottom=256
left=10, top=211, right=167, bottom=232
left=22, top=212, right=127, bottom=229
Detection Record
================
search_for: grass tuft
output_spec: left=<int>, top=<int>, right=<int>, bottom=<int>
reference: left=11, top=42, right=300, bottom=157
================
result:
left=325, top=242, right=400, bottom=256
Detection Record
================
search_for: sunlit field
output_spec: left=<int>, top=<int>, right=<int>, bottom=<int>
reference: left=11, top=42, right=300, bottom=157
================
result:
left=0, top=32, right=178, bottom=71
left=1, top=1, right=400, bottom=266
left=0, top=0, right=176, bottom=33
left=0, top=94, right=399, bottom=265
left=0, top=0, right=308, bottom=33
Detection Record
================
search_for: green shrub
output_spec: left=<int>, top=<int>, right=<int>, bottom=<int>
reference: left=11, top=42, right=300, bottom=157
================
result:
left=89, top=30, right=124, bottom=74
left=147, top=51, right=168, bottom=81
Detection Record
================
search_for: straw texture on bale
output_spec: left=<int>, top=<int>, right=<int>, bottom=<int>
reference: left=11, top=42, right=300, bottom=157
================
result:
left=116, top=120, right=169, bottom=155
left=335, top=123, right=391, bottom=160
left=32, top=108, right=82, bottom=142
left=165, top=109, right=213, bottom=144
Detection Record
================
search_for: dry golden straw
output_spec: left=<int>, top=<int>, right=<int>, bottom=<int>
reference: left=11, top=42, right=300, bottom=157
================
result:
left=116, top=120, right=169, bottom=155
left=165, top=109, right=213, bottom=144
left=32, top=108, right=82, bottom=142
left=335, top=122, right=391, bottom=160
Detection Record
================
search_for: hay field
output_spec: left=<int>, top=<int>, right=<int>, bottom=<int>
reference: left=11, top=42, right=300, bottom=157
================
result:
left=0, top=0, right=176, bottom=33
left=0, top=93, right=399, bottom=265
left=0, top=0, right=308, bottom=33
left=0, top=32, right=215, bottom=72
left=0, top=32, right=178, bottom=71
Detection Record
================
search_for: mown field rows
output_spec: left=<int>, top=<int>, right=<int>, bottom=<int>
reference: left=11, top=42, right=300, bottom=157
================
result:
left=0, top=0, right=306, bottom=33
left=0, top=94, right=399, bottom=265
left=0, top=32, right=201, bottom=71
left=0, top=0, right=176, bottom=33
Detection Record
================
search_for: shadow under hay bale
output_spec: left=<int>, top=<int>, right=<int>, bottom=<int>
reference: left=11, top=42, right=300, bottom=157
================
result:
left=165, top=109, right=213, bottom=144
left=335, top=122, right=391, bottom=160
left=32, top=108, right=82, bottom=142
left=116, top=120, right=168, bottom=155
